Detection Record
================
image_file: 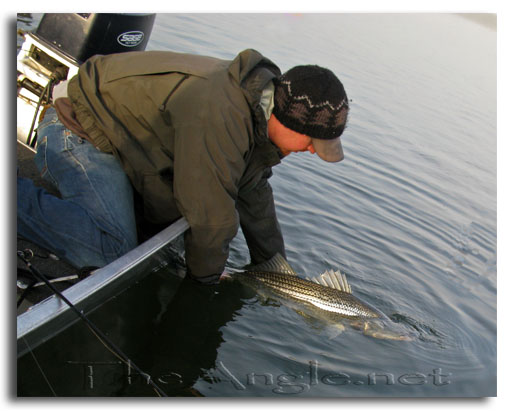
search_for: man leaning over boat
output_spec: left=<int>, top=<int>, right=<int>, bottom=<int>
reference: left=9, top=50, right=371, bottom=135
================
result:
left=17, top=49, right=349, bottom=285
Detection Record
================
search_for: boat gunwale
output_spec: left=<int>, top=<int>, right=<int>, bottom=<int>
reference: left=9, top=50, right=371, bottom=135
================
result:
left=17, top=217, right=189, bottom=357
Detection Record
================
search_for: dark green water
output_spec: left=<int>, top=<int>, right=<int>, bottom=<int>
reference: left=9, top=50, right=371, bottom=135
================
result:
left=17, top=13, right=496, bottom=397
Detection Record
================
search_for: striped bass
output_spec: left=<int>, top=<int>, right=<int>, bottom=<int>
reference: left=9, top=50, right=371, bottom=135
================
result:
left=225, top=253, right=412, bottom=341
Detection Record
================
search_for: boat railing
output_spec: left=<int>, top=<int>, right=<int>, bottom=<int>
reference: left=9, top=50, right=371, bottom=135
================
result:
left=17, top=217, right=189, bottom=357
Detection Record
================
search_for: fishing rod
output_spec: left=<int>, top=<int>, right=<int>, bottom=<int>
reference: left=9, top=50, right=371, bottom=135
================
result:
left=17, top=250, right=168, bottom=397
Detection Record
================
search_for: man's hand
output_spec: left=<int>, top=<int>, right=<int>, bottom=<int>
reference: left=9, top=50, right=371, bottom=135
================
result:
left=188, top=269, right=231, bottom=285
left=219, top=270, right=232, bottom=281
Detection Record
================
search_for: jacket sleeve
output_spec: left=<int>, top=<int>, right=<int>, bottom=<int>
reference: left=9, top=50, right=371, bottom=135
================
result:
left=236, top=169, right=286, bottom=265
left=172, top=110, right=249, bottom=279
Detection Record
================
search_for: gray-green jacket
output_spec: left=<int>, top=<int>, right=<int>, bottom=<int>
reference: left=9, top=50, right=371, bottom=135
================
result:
left=67, top=49, right=285, bottom=279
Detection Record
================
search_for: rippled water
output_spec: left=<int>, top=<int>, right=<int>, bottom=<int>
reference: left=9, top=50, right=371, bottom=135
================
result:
left=17, top=13, right=496, bottom=397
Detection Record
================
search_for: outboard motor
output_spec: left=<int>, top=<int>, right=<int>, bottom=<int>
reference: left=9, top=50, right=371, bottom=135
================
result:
left=17, top=13, right=156, bottom=146
left=34, top=13, right=155, bottom=64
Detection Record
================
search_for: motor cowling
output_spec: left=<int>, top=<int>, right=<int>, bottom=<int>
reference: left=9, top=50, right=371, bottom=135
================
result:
left=33, top=13, right=156, bottom=64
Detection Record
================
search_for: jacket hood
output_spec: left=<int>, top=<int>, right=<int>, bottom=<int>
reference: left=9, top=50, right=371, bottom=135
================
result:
left=228, top=49, right=282, bottom=146
left=229, top=49, right=281, bottom=106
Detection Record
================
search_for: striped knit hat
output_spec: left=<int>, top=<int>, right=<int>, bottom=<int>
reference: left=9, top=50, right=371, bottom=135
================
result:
left=273, top=65, right=348, bottom=162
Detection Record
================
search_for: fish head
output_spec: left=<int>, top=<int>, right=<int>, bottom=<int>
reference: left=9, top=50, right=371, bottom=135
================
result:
left=362, top=320, right=414, bottom=341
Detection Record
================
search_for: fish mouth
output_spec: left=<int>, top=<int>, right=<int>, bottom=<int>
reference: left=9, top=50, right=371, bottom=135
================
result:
left=362, top=321, right=414, bottom=341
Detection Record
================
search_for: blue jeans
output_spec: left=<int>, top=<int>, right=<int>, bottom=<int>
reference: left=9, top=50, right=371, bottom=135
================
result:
left=17, top=108, right=138, bottom=268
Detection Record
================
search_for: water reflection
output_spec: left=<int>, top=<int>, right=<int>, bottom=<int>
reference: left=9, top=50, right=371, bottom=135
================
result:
left=146, top=278, right=245, bottom=396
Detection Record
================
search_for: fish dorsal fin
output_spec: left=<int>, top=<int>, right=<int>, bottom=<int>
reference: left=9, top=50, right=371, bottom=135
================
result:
left=248, top=253, right=297, bottom=275
left=308, top=270, right=352, bottom=293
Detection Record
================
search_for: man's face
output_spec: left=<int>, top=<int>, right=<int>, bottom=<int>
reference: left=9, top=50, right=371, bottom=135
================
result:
left=267, top=114, right=316, bottom=157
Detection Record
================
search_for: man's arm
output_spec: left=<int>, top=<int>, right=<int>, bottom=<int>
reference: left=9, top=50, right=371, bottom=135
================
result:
left=172, top=118, right=249, bottom=281
left=236, top=170, right=286, bottom=265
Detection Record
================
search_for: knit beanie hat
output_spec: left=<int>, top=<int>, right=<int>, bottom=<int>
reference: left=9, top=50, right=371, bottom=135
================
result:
left=273, top=65, right=349, bottom=162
